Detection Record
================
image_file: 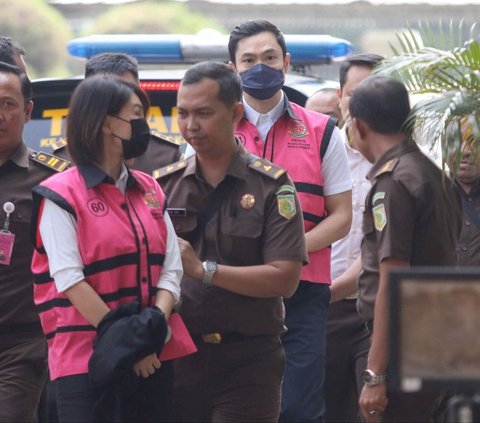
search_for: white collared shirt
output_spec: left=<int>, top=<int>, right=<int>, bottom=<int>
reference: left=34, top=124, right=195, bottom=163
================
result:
left=330, top=127, right=373, bottom=280
left=243, top=92, right=286, bottom=141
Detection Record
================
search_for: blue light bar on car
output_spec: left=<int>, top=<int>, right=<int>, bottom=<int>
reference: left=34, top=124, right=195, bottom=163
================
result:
left=67, top=33, right=353, bottom=65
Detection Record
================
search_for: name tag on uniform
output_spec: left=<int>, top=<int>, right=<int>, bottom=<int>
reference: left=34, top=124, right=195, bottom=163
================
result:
left=0, top=230, right=15, bottom=266
left=166, top=208, right=187, bottom=217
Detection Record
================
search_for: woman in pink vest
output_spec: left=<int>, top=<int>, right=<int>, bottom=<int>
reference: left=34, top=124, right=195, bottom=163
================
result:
left=31, top=76, right=183, bottom=422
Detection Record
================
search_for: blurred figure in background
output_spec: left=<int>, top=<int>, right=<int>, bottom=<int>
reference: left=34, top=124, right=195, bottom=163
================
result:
left=305, top=87, right=343, bottom=127
left=51, top=52, right=182, bottom=173
left=446, top=114, right=480, bottom=266
left=326, top=53, right=383, bottom=423
left=0, top=36, right=27, bottom=74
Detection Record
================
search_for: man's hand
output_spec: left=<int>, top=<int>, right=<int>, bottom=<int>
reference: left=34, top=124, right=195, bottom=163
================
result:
left=133, top=353, right=161, bottom=378
left=359, top=383, right=388, bottom=422
left=177, top=237, right=203, bottom=280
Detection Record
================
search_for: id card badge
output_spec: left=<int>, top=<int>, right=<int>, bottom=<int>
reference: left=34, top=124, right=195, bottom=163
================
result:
left=0, top=230, right=15, bottom=266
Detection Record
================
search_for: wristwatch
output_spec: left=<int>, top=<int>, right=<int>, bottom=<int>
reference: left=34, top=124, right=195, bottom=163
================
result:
left=363, top=369, right=386, bottom=387
left=202, top=260, right=218, bottom=285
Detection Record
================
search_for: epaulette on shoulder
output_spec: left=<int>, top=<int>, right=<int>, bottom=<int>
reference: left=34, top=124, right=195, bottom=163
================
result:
left=51, top=139, right=68, bottom=153
left=374, top=158, right=399, bottom=178
left=152, top=159, right=187, bottom=180
left=150, top=131, right=181, bottom=147
left=247, top=155, right=287, bottom=180
left=30, top=151, right=70, bottom=172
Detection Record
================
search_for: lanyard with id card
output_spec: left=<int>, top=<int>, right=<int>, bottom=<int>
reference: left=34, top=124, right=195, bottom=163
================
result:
left=0, top=202, right=15, bottom=266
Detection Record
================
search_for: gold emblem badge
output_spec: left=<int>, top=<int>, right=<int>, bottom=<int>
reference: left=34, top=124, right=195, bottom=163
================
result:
left=144, top=190, right=160, bottom=208
left=277, top=194, right=296, bottom=219
left=373, top=204, right=387, bottom=231
left=240, top=194, right=256, bottom=210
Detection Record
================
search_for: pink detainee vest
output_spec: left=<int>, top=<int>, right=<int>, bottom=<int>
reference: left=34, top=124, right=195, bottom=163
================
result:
left=31, top=167, right=168, bottom=379
left=236, top=101, right=335, bottom=284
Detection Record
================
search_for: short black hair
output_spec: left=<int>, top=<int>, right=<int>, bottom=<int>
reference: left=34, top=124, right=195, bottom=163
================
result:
left=339, top=53, right=384, bottom=89
left=0, top=61, right=32, bottom=103
left=85, top=53, right=139, bottom=82
left=228, top=20, right=287, bottom=64
left=349, top=75, right=410, bottom=134
left=0, top=36, right=26, bottom=66
left=67, top=75, right=149, bottom=165
left=182, top=61, right=242, bottom=107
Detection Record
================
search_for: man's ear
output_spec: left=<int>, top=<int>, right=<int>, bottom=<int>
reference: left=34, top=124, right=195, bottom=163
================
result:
left=228, top=61, right=237, bottom=70
left=232, top=101, right=244, bottom=124
left=352, top=117, right=368, bottom=140
left=24, top=100, right=33, bottom=123
left=336, top=88, right=342, bottom=100
left=284, top=52, right=291, bottom=73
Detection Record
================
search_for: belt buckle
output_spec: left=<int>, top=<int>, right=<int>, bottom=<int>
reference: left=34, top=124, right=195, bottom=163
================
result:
left=202, top=333, right=222, bottom=344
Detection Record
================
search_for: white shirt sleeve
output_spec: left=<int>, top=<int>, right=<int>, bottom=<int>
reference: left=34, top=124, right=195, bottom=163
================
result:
left=321, top=126, right=353, bottom=196
left=39, top=198, right=85, bottom=293
left=158, top=211, right=183, bottom=304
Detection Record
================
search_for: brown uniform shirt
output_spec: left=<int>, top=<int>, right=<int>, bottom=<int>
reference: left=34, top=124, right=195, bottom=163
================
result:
left=51, top=132, right=181, bottom=175
left=0, top=142, right=68, bottom=330
left=157, top=143, right=308, bottom=336
left=358, top=140, right=462, bottom=321
left=456, top=180, right=480, bottom=266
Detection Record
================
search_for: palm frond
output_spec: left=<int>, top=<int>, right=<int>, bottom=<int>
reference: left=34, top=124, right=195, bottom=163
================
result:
left=375, top=21, right=480, bottom=161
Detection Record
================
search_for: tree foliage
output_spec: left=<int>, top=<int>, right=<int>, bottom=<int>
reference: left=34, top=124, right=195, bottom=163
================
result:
left=376, top=21, right=480, bottom=162
left=84, top=1, right=226, bottom=36
left=0, top=0, right=73, bottom=78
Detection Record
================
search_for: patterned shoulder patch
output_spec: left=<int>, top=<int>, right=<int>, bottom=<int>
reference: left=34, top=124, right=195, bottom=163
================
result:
left=275, top=184, right=296, bottom=195
left=152, top=160, right=187, bottom=180
left=277, top=193, right=297, bottom=219
left=372, top=203, right=387, bottom=231
left=150, top=131, right=181, bottom=147
left=248, top=157, right=286, bottom=180
left=372, top=192, right=386, bottom=206
left=374, top=158, right=399, bottom=178
left=51, top=139, right=68, bottom=152
left=30, top=151, right=70, bottom=172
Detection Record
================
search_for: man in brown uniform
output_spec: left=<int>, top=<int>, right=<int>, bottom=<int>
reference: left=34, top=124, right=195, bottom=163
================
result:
left=349, top=75, right=462, bottom=422
left=155, top=61, right=307, bottom=422
left=446, top=115, right=480, bottom=266
left=0, top=62, right=69, bottom=422
left=51, top=52, right=181, bottom=173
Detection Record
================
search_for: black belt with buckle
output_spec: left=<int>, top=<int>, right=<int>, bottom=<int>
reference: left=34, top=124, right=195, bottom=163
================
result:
left=200, top=332, right=252, bottom=344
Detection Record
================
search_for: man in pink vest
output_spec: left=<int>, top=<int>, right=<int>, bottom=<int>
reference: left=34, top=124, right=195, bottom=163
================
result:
left=228, top=20, right=353, bottom=423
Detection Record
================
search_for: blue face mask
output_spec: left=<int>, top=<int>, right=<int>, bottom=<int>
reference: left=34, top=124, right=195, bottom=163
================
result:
left=240, top=63, right=285, bottom=100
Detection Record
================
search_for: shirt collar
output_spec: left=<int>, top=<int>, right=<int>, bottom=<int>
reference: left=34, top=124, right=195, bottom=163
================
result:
left=181, top=140, right=249, bottom=182
left=77, top=163, right=141, bottom=190
left=8, top=141, right=30, bottom=168
left=367, top=139, right=419, bottom=181
left=243, top=91, right=301, bottom=124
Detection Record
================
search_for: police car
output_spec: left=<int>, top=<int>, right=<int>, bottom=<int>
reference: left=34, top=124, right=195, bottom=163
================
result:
left=24, top=32, right=353, bottom=153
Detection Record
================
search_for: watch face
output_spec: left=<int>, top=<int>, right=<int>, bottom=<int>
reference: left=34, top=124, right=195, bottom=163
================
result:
left=206, top=261, right=217, bottom=273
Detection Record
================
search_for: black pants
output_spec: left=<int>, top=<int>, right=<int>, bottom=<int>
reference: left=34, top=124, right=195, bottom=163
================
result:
left=56, top=362, right=173, bottom=423
left=325, top=299, right=370, bottom=423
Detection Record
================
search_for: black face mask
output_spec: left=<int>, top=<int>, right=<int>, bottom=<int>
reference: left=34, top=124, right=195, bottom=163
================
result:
left=111, top=117, right=150, bottom=159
